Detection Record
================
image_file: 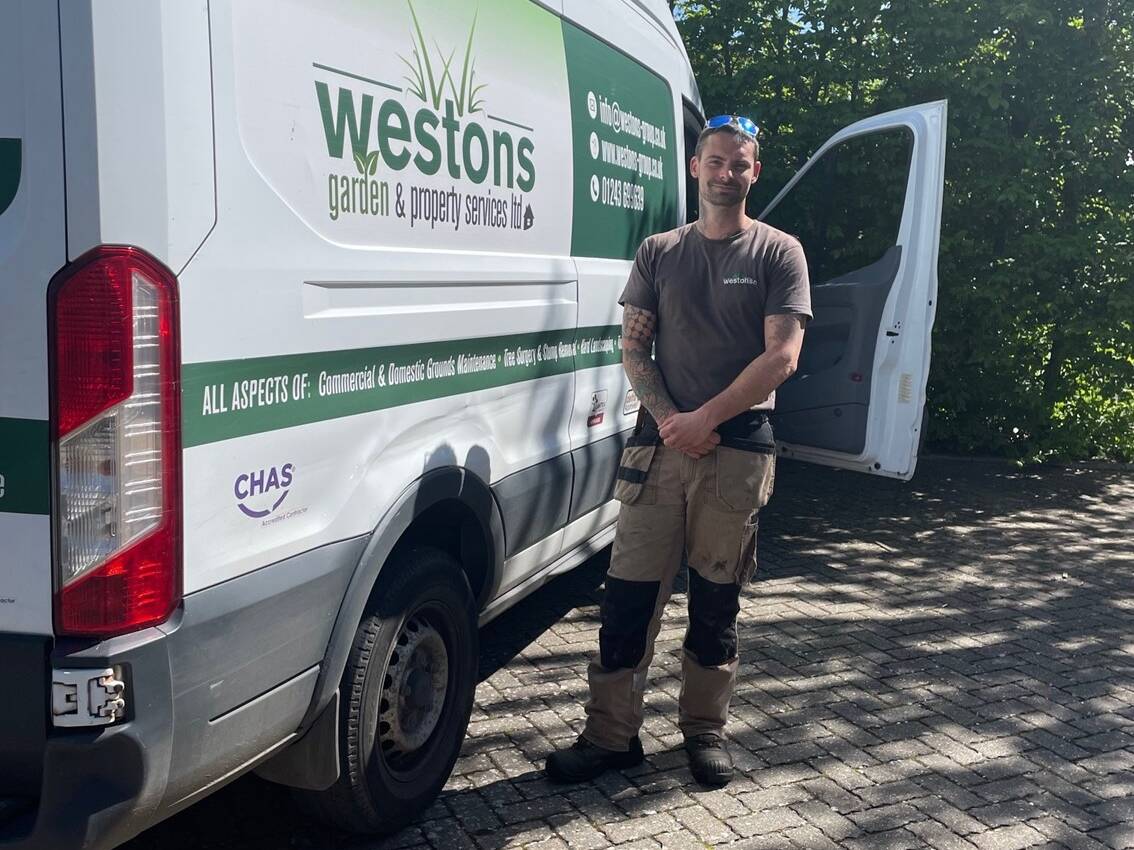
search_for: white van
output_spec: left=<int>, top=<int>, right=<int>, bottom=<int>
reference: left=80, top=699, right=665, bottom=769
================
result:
left=0, top=0, right=946, bottom=846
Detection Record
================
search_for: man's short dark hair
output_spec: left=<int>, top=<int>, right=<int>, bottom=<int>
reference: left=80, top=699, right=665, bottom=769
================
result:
left=695, top=123, right=760, bottom=161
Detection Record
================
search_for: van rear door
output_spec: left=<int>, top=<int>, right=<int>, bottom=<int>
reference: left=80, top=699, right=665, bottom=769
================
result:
left=759, top=101, right=947, bottom=481
left=0, top=0, right=65, bottom=637
left=0, top=0, right=65, bottom=810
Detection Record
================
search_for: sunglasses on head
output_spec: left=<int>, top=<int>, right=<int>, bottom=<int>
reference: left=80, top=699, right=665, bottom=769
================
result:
left=705, top=114, right=759, bottom=139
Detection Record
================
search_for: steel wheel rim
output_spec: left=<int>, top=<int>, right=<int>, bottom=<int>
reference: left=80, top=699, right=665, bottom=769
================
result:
left=377, top=612, right=450, bottom=768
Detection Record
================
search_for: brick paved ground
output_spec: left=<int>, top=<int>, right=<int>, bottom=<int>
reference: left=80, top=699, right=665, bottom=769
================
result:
left=123, top=458, right=1134, bottom=850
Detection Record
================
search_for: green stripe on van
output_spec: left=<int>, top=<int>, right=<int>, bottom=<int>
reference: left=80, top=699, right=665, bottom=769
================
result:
left=182, top=325, right=623, bottom=448
left=0, top=139, right=21, bottom=216
left=0, top=417, right=50, bottom=516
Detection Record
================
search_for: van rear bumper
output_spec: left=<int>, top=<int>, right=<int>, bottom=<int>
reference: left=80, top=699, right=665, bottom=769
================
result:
left=0, top=535, right=365, bottom=850
left=0, top=626, right=177, bottom=850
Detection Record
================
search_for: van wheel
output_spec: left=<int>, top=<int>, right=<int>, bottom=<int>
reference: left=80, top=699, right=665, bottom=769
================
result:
left=297, top=546, right=478, bottom=834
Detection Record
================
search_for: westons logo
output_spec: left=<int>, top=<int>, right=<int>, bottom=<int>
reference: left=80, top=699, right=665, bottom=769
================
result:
left=315, top=2, right=537, bottom=232
left=722, top=276, right=760, bottom=287
left=234, top=463, right=294, bottom=519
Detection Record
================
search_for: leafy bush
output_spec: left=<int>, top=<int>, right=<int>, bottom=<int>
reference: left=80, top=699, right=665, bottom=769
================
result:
left=675, top=0, right=1134, bottom=461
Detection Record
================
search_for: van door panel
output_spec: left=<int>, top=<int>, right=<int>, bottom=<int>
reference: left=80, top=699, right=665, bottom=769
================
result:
left=759, top=102, right=947, bottom=480
left=772, top=246, right=901, bottom=454
left=0, top=0, right=66, bottom=637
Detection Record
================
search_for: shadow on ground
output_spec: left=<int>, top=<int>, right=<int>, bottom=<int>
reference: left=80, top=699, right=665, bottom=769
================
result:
left=120, top=459, right=1134, bottom=850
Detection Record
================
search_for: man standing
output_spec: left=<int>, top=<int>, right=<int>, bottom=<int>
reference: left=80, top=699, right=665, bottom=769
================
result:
left=546, top=116, right=811, bottom=787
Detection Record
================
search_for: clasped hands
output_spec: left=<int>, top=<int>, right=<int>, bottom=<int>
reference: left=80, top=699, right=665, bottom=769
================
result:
left=658, top=408, right=721, bottom=459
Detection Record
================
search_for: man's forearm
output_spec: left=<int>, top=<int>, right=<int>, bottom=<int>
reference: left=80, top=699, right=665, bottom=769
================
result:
left=623, top=348, right=679, bottom=423
left=700, top=314, right=805, bottom=426
left=700, top=348, right=796, bottom=426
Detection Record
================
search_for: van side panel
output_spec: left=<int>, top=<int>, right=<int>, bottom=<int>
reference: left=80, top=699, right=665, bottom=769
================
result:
left=60, top=0, right=215, bottom=270
left=180, top=0, right=586, bottom=597
left=0, top=0, right=65, bottom=637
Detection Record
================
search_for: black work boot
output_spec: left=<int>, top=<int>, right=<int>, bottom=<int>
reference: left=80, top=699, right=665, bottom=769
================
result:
left=545, top=735, right=644, bottom=783
left=685, top=734, right=733, bottom=786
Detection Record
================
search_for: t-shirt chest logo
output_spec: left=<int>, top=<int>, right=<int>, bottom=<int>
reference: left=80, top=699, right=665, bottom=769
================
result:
left=721, top=275, right=760, bottom=287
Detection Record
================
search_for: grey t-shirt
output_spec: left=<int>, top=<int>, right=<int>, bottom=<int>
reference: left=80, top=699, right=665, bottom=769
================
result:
left=619, top=221, right=812, bottom=412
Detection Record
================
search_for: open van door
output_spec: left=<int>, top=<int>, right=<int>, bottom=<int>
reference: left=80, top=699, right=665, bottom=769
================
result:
left=758, top=101, right=947, bottom=481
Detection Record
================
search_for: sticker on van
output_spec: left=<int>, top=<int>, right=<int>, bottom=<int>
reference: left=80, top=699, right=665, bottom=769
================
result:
left=233, top=463, right=295, bottom=519
left=0, top=138, right=19, bottom=216
left=183, top=325, right=623, bottom=446
left=232, top=0, right=677, bottom=259
left=0, top=418, right=49, bottom=516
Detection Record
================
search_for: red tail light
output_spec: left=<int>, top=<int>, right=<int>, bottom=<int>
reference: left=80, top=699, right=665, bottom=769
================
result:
left=49, top=246, right=182, bottom=637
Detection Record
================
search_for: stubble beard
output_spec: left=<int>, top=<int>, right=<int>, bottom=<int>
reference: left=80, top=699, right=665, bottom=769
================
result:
left=701, top=183, right=747, bottom=212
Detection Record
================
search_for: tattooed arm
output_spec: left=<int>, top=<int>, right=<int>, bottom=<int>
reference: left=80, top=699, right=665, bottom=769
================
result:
left=621, top=303, right=678, bottom=423
left=622, top=304, right=720, bottom=457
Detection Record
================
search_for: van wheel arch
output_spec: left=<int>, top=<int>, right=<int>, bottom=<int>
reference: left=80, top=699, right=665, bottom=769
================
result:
left=257, top=466, right=503, bottom=792
left=295, top=545, right=478, bottom=833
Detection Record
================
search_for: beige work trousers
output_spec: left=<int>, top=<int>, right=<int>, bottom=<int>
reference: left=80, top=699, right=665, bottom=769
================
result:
left=582, top=440, right=775, bottom=752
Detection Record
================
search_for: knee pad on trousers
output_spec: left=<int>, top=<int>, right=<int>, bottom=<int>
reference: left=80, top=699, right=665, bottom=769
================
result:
left=685, top=567, right=741, bottom=666
left=599, top=576, right=660, bottom=670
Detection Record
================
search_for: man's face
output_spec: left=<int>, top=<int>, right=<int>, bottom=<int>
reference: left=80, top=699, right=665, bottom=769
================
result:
left=690, top=132, right=761, bottom=210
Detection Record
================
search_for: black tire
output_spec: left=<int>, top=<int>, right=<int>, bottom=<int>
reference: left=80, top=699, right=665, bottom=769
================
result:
left=296, top=546, right=478, bottom=835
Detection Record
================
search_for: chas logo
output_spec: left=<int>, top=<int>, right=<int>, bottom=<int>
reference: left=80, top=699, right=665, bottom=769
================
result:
left=234, top=463, right=294, bottom=519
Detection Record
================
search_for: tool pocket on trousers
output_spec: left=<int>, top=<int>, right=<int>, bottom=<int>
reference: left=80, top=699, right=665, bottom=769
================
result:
left=613, top=444, right=657, bottom=505
left=735, top=516, right=759, bottom=585
left=715, top=447, right=775, bottom=512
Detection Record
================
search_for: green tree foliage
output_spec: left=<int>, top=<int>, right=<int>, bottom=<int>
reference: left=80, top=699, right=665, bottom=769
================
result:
left=675, top=0, right=1134, bottom=461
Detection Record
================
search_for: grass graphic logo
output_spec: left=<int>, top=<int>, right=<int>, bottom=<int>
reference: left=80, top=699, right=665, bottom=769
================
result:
left=400, top=3, right=485, bottom=116
left=315, top=2, right=536, bottom=223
